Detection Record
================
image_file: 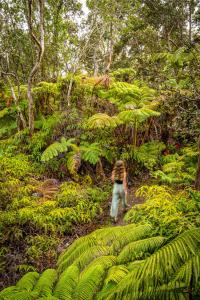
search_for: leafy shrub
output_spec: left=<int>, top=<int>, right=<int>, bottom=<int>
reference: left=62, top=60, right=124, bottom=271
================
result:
left=153, top=145, right=198, bottom=185
left=125, top=185, right=200, bottom=236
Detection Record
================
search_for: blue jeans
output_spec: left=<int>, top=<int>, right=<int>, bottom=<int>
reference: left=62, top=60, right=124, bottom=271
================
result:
left=110, top=183, right=127, bottom=218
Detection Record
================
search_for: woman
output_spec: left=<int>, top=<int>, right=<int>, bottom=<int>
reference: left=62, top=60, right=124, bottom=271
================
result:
left=110, top=160, right=129, bottom=222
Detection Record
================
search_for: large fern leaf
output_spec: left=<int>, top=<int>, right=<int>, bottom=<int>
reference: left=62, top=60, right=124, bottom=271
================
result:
left=86, top=113, right=121, bottom=129
left=117, top=236, right=166, bottom=264
left=16, top=271, right=40, bottom=291
left=41, top=138, right=76, bottom=162
left=31, top=269, right=57, bottom=298
left=53, top=265, right=79, bottom=300
left=75, top=265, right=106, bottom=300
left=80, top=142, right=102, bottom=165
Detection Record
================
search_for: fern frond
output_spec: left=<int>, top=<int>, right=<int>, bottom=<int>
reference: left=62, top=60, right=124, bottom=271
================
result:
left=1, top=291, right=33, bottom=300
left=57, top=236, right=97, bottom=270
left=117, top=236, right=166, bottom=264
left=111, top=224, right=152, bottom=253
left=16, top=271, right=40, bottom=291
left=72, top=246, right=111, bottom=271
left=41, top=138, right=76, bottom=162
left=80, top=256, right=116, bottom=278
left=111, top=228, right=200, bottom=299
left=0, top=286, right=18, bottom=299
left=118, top=108, right=160, bottom=124
left=105, top=265, right=129, bottom=284
left=75, top=265, right=106, bottom=300
left=86, top=113, right=121, bottom=129
left=53, top=265, right=79, bottom=300
left=80, top=142, right=102, bottom=165
left=66, top=151, right=81, bottom=174
left=31, top=269, right=57, bottom=298
left=172, top=251, right=200, bottom=287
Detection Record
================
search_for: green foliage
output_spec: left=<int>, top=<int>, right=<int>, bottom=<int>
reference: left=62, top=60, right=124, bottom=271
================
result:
left=118, top=107, right=160, bottom=124
left=86, top=113, right=121, bottom=129
left=1, top=225, right=200, bottom=299
left=41, top=138, right=76, bottom=162
left=133, top=141, right=165, bottom=170
left=125, top=185, right=200, bottom=236
left=153, top=146, right=198, bottom=185
left=80, top=142, right=102, bottom=165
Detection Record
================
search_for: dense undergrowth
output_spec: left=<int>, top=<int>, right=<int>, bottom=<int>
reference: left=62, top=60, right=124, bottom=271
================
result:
left=1, top=224, right=200, bottom=299
left=0, top=60, right=200, bottom=297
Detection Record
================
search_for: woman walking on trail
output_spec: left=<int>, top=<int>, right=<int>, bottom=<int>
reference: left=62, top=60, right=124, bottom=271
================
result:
left=110, top=160, right=129, bottom=222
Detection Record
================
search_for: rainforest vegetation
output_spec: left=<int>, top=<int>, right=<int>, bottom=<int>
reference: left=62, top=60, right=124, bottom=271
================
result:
left=0, top=0, right=200, bottom=299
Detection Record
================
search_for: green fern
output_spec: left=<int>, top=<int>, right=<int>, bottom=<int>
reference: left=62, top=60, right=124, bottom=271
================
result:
left=53, top=265, right=79, bottom=300
left=110, top=228, right=200, bottom=299
left=31, top=269, right=57, bottom=298
left=2, top=225, right=200, bottom=300
left=86, top=113, right=121, bottom=129
left=118, top=108, right=160, bottom=124
left=75, top=265, right=106, bottom=300
left=80, top=142, right=102, bottom=165
left=41, top=138, right=76, bottom=162
left=16, top=272, right=40, bottom=291
left=117, top=236, right=166, bottom=264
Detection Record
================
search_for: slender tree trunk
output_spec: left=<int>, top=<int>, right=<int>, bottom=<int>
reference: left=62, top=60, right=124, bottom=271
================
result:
left=27, top=0, right=45, bottom=135
left=93, top=49, right=99, bottom=76
left=188, top=1, right=192, bottom=44
left=9, top=83, right=27, bottom=130
left=195, top=137, right=200, bottom=190
left=105, top=22, right=113, bottom=73
left=133, top=119, right=138, bottom=148
left=2, top=72, right=27, bottom=130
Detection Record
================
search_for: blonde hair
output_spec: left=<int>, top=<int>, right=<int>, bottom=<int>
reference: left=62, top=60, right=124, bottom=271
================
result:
left=112, top=160, right=126, bottom=181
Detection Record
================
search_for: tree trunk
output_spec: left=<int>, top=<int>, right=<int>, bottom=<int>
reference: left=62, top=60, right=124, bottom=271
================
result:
left=27, top=0, right=45, bottom=135
left=195, top=137, right=200, bottom=190
left=2, top=72, right=27, bottom=130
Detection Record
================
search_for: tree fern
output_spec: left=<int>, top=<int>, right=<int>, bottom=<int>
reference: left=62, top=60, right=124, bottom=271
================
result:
left=80, top=256, right=116, bottom=278
left=41, top=138, right=76, bottom=162
left=2, top=226, right=200, bottom=300
left=111, top=224, right=152, bottom=253
left=110, top=228, right=200, bottom=299
left=118, top=108, right=160, bottom=124
left=86, top=113, right=121, bottom=129
left=57, top=236, right=97, bottom=270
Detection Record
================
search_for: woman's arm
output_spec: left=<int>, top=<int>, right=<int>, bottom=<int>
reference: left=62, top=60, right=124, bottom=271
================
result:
left=123, top=172, right=128, bottom=194
left=111, top=170, right=115, bottom=183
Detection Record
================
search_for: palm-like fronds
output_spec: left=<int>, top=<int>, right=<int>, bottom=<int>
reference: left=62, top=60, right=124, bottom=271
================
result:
left=16, top=272, right=40, bottom=291
left=75, top=265, right=105, bottom=300
left=86, top=113, right=121, bottom=129
left=53, top=265, right=79, bottom=300
left=109, top=228, right=200, bottom=300
left=117, top=236, right=166, bottom=264
left=80, top=142, right=102, bottom=165
left=118, top=108, right=160, bottom=124
left=31, top=269, right=57, bottom=298
left=41, top=138, right=76, bottom=162
left=2, top=226, right=200, bottom=300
